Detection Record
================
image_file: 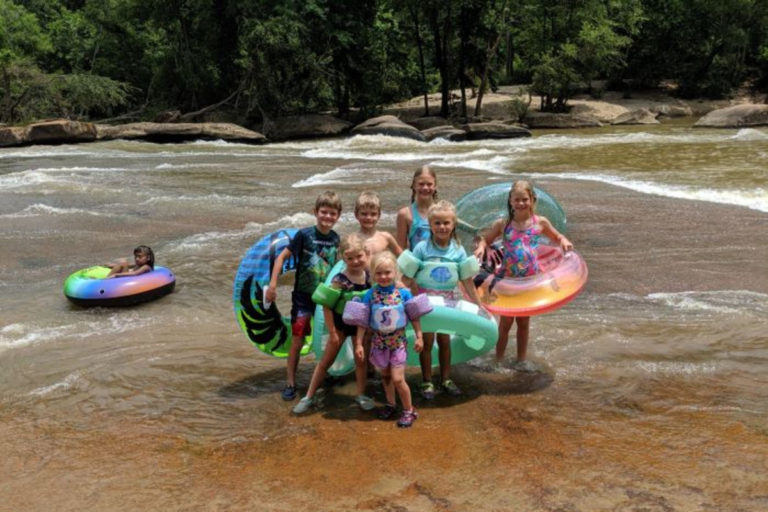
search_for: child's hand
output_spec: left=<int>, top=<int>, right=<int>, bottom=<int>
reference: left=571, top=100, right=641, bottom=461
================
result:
left=413, top=334, right=424, bottom=353
left=265, top=285, right=277, bottom=303
left=559, top=237, right=574, bottom=253
left=354, top=344, right=365, bottom=361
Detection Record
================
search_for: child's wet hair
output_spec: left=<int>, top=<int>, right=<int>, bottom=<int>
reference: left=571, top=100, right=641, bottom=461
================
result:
left=409, top=165, right=438, bottom=203
left=370, top=251, right=398, bottom=276
left=427, top=200, right=459, bottom=241
left=134, top=245, right=155, bottom=269
left=315, top=190, right=342, bottom=213
left=340, top=233, right=368, bottom=257
left=507, top=180, right=537, bottom=221
left=355, top=191, right=381, bottom=214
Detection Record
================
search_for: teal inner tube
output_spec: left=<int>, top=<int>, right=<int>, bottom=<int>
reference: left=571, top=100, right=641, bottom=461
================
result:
left=456, top=182, right=567, bottom=249
left=313, top=261, right=498, bottom=376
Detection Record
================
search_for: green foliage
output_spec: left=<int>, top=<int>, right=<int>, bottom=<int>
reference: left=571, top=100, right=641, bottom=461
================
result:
left=3, top=0, right=768, bottom=124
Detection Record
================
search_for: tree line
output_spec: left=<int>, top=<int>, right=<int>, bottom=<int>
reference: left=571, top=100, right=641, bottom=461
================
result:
left=2, top=0, right=767, bottom=125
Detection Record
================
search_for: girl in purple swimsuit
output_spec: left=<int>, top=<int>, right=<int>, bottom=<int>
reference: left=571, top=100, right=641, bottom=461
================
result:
left=474, top=181, right=573, bottom=371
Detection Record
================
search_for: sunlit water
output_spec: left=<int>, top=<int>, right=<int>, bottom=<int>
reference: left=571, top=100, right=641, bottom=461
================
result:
left=1, top=121, right=767, bottom=511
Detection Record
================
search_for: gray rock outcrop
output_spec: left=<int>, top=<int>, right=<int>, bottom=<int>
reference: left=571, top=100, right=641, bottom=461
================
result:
left=264, top=114, right=352, bottom=141
left=611, top=108, right=660, bottom=125
left=351, top=115, right=426, bottom=141
left=0, top=119, right=98, bottom=147
left=694, top=104, right=768, bottom=128
left=523, top=111, right=603, bottom=129
left=461, top=122, right=532, bottom=139
left=95, top=122, right=266, bottom=143
left=421, top=125, right=468, bottom=142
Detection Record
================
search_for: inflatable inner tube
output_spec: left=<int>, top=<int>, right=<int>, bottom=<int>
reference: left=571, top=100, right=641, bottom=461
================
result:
left=312, top=261, right=357, bottom=376
left=456, top=182, right=567, bottom=249
left=63, top=266, right=175, bottom=307
left=475, top=244, right=587, bottom=317
left=233, top=229, right=312, bottom=358
left=313, top=261, right=498, bottom=376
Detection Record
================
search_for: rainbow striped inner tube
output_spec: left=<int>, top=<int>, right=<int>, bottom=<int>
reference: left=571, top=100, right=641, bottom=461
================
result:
left=64, top=266, right=175, bottom=307
left=475, top=245, right=587, bottom=317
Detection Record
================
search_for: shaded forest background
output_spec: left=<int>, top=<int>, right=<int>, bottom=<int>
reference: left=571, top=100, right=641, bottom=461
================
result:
left=2, top=0, right=768, bottom=125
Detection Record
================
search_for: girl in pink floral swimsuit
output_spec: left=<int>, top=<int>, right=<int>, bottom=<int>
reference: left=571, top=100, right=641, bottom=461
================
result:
left=474, top=181, right=573, bottom=371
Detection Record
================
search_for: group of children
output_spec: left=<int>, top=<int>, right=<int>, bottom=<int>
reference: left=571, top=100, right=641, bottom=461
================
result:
left=111, top=167, right=573, bottom=427
left=264, top=166, right=573, bottom=428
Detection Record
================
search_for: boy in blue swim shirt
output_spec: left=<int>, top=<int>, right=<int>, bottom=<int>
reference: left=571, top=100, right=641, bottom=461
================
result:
left=265, top=190, right=342, bottom=401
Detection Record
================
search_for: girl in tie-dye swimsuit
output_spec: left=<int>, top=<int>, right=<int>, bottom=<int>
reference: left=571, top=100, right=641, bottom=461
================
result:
left=501, top=214, right=542, bottom=278
left=474, top=181, right=573, bottom=371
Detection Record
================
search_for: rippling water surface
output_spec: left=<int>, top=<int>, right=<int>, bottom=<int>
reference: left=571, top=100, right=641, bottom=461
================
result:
left=1, top=121, right=767, bottom=511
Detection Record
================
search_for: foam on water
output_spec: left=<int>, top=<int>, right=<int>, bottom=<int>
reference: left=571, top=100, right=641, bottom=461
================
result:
left=646, top=290, right=768, bottom=314
left=140, top=193, right=259, bottom=208
left=165, top=212, right=321, bottom=255
left=0, top=203, right=112, bottom=218
left=154, top=162, right=224, bottom=170
left=0, top=314, right=155, bottom=353
left=430, top=154, right=516, bottom=174
left=730, top=128, right=768, bottom=141
left=525, top=171, right=768, bottom=212
left=29, top=372, right=85, bottom=396
left=293, top=166, right=400, bottom=187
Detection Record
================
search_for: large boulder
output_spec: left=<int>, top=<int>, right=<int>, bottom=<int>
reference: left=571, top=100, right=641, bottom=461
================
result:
left=407, top=116, right=452, bottom=130
left=264, top=114, right=352, bottom=141
left=1, top=119, right=97, bottom=147
left=570, top=102, right=630, bottom=123
left=351, top=115, right=426, bottom=141
left=694, top=104, right=768, bottom=128
left=27, top=119, right=97, bottom=144
left=461, top=122, right=532, bottom=139
left=523, top=111, right=603, bottom=129
left=650, top=103, right=693, bottom=118
left=0, top=126, right=29, bottom=147
left=611, top=108, right=660, bottom=125
left=96, top=122, right=266, bottom=143
left=421, top=125, right=468, bottom=142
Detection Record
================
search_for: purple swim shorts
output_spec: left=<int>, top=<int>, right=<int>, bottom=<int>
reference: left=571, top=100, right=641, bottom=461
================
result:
left=369, top=345, right=407, bottom=369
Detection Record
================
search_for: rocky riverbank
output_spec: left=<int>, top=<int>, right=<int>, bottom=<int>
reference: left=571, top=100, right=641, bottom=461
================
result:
left=2, top=87, right=766, bottom=148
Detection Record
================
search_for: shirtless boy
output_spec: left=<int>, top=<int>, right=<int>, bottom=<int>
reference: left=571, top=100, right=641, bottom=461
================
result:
left=355, top=191, right=402, bottom=257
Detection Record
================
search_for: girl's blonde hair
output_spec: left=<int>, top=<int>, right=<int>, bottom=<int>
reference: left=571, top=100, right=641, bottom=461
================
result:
left=370, top=250, right=398, bottom=276
left=427, top=200, right=459, bottom=241
left=339, top=233, right=368, bottom=257
left=409, top=165, right=438, bottom=203
left=507, top=180, right=537, bottom=222
left=355, top=191, right=381, bottom=214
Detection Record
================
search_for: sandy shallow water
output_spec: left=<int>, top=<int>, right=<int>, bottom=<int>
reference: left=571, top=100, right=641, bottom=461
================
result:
left=3, top=178, right=767, bottom=512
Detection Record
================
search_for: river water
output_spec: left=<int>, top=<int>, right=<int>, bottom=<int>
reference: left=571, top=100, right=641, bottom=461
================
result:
left=1, top=121, right=767, bottom=511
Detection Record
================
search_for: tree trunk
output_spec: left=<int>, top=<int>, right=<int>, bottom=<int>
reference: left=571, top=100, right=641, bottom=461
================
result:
left=409, top=5, right=430, bottom=117
left=429, top=5, right=452, bottom=118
